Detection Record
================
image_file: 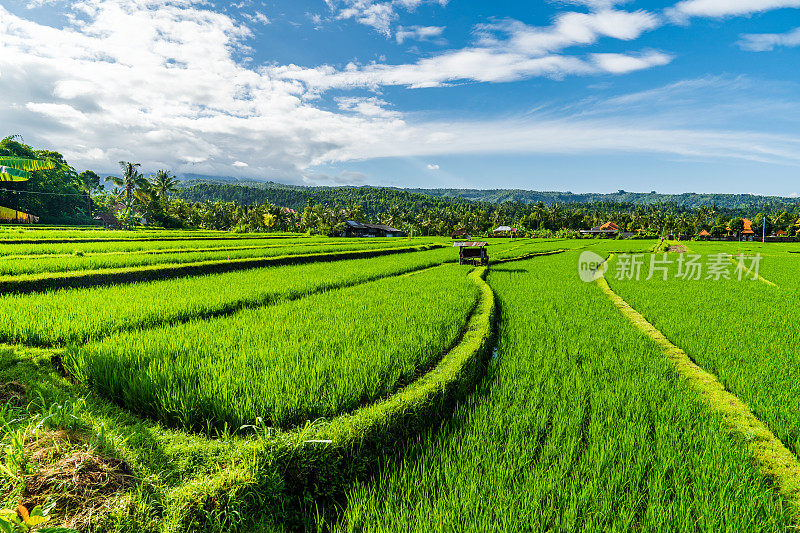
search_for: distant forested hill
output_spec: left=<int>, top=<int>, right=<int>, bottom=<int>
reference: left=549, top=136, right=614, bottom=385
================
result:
left=175, top=180, right=475, bottom=216
left=408, top=188, right=800, bottom=210
left=176, top=178, right=800, bottom=211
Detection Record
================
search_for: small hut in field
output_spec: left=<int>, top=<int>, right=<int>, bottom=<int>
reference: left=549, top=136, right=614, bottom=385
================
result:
left=453, top=241, right=488, bottom=266
left=492, top=226, right=517, bottom=238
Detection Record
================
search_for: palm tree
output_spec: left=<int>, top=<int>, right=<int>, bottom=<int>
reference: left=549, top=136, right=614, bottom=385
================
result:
left=107, top=161, right=147, bottom=206
left=151, top=169, right=178, bottom=200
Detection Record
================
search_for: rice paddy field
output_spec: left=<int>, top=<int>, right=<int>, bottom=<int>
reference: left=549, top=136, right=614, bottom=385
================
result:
left=3, top=228, right=800, bottom=532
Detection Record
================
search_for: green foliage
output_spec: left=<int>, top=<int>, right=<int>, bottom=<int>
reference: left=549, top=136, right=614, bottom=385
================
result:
left=0, top=239, right=420, bottom=277
left=0, top=502, right=78, bottom=533
left=609, top=246, right=800, bottom=462
left=0, top=137, right=88, bottom=222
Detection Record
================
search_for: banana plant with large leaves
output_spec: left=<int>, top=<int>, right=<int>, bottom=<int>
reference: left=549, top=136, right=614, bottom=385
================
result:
left=0, top=156, right=57, bottom=181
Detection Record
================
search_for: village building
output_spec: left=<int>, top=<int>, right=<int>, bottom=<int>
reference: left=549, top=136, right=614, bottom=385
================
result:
left=341, top=220, right=405, bottom=238
left=726, top=218, right=755, bottom=241
left=93, top=212, right=122, bottom=229
left=580, top=221, right=620, bottom=236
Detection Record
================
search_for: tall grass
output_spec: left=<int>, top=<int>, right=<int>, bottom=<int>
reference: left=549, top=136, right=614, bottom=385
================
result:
left=0, top=247, right=455, bottom=346
left=331, top=253, right=792, bottom=532
left=65, top=264, right=478, bottom=430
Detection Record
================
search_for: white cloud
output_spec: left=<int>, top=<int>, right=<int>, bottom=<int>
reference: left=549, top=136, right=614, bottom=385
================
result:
left=273, top=9, right=665, bottom=90
left=233, top=161, right=249, bottom=167
left=789, top=192, right=799, bottom=198
left=667, top=0, right=800, bottom=21
left=328, top=0, right=448, bottom=36
left=396, top=25, right=445, bottom=44
left=0, top=0, right=410, bottom=177
left=738, top=27, right=800, bottom=51
left=336, top=96, right=400, bottom=118
left=338, top=2, right=396, bottom=36
left=243, top=11, right=271, bottom=25
left=591, top=51, right=672, bottom=73
left=3, top=0, right=797, bottom=185
left=427, top=163, right=439, bottom=169
left=476, top=9, right=659, bottom=54
left=333, top=117, right=800, bottom=168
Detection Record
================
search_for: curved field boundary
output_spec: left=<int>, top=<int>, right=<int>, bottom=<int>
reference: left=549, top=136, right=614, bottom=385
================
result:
left=490, top=248, right=565, bottom=264
left=28, top=257, right=456, bottom=347
left=170, top=267, right=497, bottom=529
left=0, top=244, right=439, bottom=294
left=596, top=271, right=800, bottom=516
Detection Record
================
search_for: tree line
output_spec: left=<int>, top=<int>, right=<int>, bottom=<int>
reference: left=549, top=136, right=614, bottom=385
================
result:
left=4, top=135, right=800, bottom=237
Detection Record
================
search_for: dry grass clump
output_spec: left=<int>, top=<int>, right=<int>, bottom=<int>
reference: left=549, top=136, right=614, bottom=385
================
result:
left=20, top=430, right=134, bottom=529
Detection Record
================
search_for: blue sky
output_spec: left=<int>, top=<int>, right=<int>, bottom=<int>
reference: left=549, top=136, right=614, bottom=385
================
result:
left=1, top=0, right=799, bottom=194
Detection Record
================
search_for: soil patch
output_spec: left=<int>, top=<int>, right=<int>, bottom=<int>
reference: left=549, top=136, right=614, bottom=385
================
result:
left=0, top=381, right=26, bottom=404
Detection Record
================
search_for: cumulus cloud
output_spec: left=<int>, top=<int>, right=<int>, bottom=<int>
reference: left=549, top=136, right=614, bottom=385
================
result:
left=3, top=0, right=796, bottom=184
left=0, top=0, right=409, bottom=177
left=396, top=25, right=445, bottom=44
left=427, top=163, right=439, bottom=169
left=738, top=27, right=800, bottom=51
left=667, top=0, right=800, bottom=21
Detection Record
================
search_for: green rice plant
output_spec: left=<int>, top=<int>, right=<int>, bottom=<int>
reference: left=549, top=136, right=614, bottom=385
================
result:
left=0, top=230, right=296, bottom=245
left=0, top=240, right=425, bottom=277
left=0, top=247, right=454, bottom=346
left=0, top=243, right=437, bottom=294
left=0, top=235, right=427, bottom=257
left=65, top=264, right=478, bottom=431
left=607, top=250, right=800, bottom=460
left=331, top=252, right=792, bottom=532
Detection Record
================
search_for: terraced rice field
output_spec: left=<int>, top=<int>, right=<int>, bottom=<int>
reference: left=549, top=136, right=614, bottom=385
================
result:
left=66, top=264, right=478, bottom=429
left=331, top=252, right=792, bottom=532
left=3, top=231, right=800, bottom=533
